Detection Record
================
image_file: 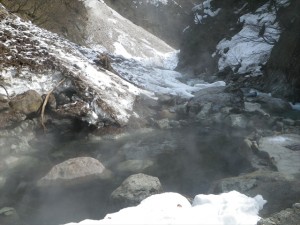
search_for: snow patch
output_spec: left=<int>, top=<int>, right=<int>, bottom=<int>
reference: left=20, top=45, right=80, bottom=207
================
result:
left=216, top=0, right=290, bottom=76
left=64, top=191, right=266, bottom=225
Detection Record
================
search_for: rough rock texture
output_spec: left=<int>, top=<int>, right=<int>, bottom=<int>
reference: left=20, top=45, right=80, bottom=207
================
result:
left=258, top=134, right=300, bottom=178
left=189, top=86, right=244, bottom=116
left=104, top=0, right=199, bottom=48
left=110, top=173, right=162, bottom=208
left=209, top=171, right=300, bottom=217
left=37, top=157, right=111, bottom=187
left=264, top=0, right=300, bottom=102
left=0, top=5, right=146, bottom=127
left=9, top=90, right=42, bottom=115
left=246, top=94, right=292, bottom=115
left=258, top=203, right=300, bottom=225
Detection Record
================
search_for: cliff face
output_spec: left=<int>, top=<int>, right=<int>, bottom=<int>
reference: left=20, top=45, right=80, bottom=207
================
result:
left=177, top=0, right=270, bottom=75
left=263, top=0, right=300, bottom=101
left=177, top=0, right=299, bottom=101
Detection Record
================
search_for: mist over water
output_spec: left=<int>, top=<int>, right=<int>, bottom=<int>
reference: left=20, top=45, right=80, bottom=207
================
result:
left=1, top=124, right=254, bottom=225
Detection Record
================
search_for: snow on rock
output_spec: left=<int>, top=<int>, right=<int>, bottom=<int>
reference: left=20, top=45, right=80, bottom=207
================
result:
left=64, top=191, right=266, bottom=225
left=216, top=0, right=290, bottom=76
left=0, top=5, right=146, bottom=126
left=192, top=0, right=221, bottom=24
left=82, top=0, right=175, bottom=64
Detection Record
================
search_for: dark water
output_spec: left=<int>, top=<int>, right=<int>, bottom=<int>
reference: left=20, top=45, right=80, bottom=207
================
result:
left=1, top=125, right=253, bottom=225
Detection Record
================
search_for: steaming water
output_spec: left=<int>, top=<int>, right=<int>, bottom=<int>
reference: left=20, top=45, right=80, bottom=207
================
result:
left=1, top=125, right=253, bottom=225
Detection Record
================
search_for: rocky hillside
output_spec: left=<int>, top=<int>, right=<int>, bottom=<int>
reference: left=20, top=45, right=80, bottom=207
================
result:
left=103, top=0, right=200, bottom=48
left=0, top=0, right=174, bottom=60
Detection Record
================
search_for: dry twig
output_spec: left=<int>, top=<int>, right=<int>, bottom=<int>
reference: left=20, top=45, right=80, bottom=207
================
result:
left=41, top=78, right=66, bottom=131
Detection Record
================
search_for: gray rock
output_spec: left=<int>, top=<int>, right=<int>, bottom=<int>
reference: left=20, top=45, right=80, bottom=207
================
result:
left=196, top=102, right=212, bottom=120
left=0, top=207, right=20, bottom=225
left=282, top=118, right=295, bottom=126
left=37, top=157, right=112, bottom=188
left=190, top=86, right=244, bottom=112
left=227, top=114, right=248, bottom=129
left=110, top=173, right=162, bottom=208
left=259, top=134, right=300, bottom=178
left=251, top=94, right=292, bottom=114
left=244, top=102, right=269, bottom=116
left=0, top=119, right=38, bottom=155
left=9, top=90, right=43, bottom=115
left=258, top=204, right=300, bottom=225
left=155, top=118, right=171, bottom=129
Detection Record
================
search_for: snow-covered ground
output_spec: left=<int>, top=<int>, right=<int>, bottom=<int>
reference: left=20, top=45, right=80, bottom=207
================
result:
left=64, top=191, right=266, bottom=225
left=216, top=0, right=290, bottom=76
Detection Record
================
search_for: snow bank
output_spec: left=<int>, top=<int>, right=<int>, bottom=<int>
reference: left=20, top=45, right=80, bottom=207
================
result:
left=64, top=191, right=266, bottom=225
left=216, top=0, right=290, bottom=76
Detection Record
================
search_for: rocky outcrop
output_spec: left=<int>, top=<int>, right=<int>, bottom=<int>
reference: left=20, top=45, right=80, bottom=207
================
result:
left=264, top=0, right=300, bottom=101
left=110, top=173, right=162, bottom=208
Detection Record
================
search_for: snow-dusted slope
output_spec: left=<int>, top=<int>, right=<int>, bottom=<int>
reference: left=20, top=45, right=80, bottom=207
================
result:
left=83, top=0, right=175, bottom=62
left=65, top=191, right=266, bottom=225
left=0, top=4, right=145, bottom=126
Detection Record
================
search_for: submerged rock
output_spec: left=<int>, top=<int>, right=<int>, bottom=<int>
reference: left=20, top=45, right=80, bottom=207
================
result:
left=110, top=173, right=162, bottom=208
left=116, top=159, right=154, bottom=174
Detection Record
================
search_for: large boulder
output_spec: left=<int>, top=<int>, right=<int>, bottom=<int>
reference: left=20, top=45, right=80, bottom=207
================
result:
left=37, top=157, right=112, bottom=188
left=110, top=173, right=162, bottom=208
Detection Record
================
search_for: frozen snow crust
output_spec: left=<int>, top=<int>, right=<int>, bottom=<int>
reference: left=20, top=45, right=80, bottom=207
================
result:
left=65, top=191, right=266, bottom=225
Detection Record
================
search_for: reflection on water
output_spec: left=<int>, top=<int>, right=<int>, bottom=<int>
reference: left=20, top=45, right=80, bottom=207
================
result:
left=1, top=125, right=254, bottom=225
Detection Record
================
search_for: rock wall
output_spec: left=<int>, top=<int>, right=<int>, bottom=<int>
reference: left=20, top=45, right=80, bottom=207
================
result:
left=263, top=0, right=300, bottom=101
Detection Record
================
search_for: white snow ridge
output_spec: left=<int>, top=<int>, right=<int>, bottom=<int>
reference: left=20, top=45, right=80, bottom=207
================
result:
left=64, top=191, right=266, bottom=225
